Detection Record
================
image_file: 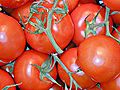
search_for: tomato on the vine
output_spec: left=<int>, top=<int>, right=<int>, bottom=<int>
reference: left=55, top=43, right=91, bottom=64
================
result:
left=111, top=12, right=120, bottom=25
left=103, top=0, right=120, bottom=11
left=101, top=74, right=120, bottom=90
left=13, top=50, right=57, bottom=90
left=0, top=69, right=16, bottom=90
left=49, top=84, right=64, bottom=90
left=58, top=48, right=96, bottom=89
left=0, top=13, right=26, bottom=66
left=77, top=35, right=120, bottom=83
left=71, top=3, right=113, bottom=46
left=79, top=0, right=96, bottom=4
left=25, top=2, right=74, bottom=54
left=0, top=0, right=30, bottom=9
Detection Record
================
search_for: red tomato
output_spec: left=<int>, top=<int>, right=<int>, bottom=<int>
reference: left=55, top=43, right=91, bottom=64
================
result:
left=25, top=3, right=74, bottom=54
left=87, top=85, right=100, bottom=90
left=36, top=0, right=79, bottom=13
left=101, top=74, right=120, bottom=90
left=111, top=12, right=120, bottom=24
left=49, top=84, right=64, bottom=90
left=71, top=4, right=113, bottom=46
left=0, top=69, right=16, bottom=90
left=0, top=0, right=29, bottom=9
left=79, top=0, right=96, bottom=4
left=0, top=13, right=26, bottom=66
left=11, top=1, right=33, bottom=23
left=77, top=35, right=120, bottom=83
left=58, top=48, right=96, bottom=89
left=103, top=0, right=120, bottom=11
left=112, top=26, right=120, bottom=40
left=13, top=50, right=57, bottom=90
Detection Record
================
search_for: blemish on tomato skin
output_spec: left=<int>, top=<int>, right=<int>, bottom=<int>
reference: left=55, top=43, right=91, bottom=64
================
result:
left=0, top=32, right=7, bottom=43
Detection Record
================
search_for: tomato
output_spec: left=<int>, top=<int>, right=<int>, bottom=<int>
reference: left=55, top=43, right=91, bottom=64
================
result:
left=103, top=0, right=120, bottom=11
left=112, top=26, right=120, bottom=40
left=77, top=35, right=120, bottom=83
left=11, top=1, right=33, bottom=23
left=0, top=13, right=26, bottom=66
left=0, top=69, right=16, bottom=90
left=0, top=0, right=29, bottom=9
left=58, top=48, right=96, bottom=89
left=13, top=50, right=57, bottom=90
left=79, top=0, right=96, bottom=4
left=101, top=74, right=120, bottom=90
left=71, top=3, right=113, bottom=46
left=49, top=84, right=64, bottom=90
left=87, top=85, right=100, bottom=90
left=36, top=0, right=79, bottom=13
left=111, top=12, right=120, bottom=24
left=25, top=2, right=74, bottom=54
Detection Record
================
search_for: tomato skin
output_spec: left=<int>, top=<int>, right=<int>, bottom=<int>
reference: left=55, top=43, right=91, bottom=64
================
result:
left=11, top=1, right=33, bottom=23
left=25, top=6, right=74, bottom=54
left=0, top=13, right=26, bottom=66
left=103, top=0, right=120, bottom=11
left=0, top=0, right=29, bottom=8
left=58, top=48, right=96, bottom=89
left=87, top=86, right=100, bottom=90
left=79, top=0, right=96, bottom=4
left=101, top=74, right=120, bottom=90
left=77, top=35, right=120, bottom=83
left=112, top=26, right=120, bottom=40
left=111, top=12, right=120, bottom=25
left=13, top=50, right=57, bottom=90
left=71, top=4, right=113, bottom=46
left=0, top=69, right=16, bottom=90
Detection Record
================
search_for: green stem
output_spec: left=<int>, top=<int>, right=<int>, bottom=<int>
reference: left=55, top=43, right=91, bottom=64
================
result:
left=45, top=0, right=63, bottom=54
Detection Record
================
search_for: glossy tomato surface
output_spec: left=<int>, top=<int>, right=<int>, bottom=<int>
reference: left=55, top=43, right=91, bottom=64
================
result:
left=11, top=1, right=33, bottom=23
left=112, top=26, right=120, bottom=40
left=36, top=0, right=79, bottom=13
left=0, top=69, right=16, bottom=90
left=79, top=0, right=96, bottom=4
left=58, top=48, right=96, bottom=89
left=71, top=3, right=113, bottom=46
left=25, top=2, right=74, bottom=54
left=13, top=50, right=57, bottom=90
left=101, top=74, right=120, bottom=90
left=103, top=0, right=120, bottom=11
left=0, top=13, right=26, bottom=66
left=77, top=35, right=120, bottom=83
left=0, top=0, right=29, bottom=8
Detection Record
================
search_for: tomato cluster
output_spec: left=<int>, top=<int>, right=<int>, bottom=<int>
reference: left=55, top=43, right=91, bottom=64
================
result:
left=0, top=0, right=120, bottom=90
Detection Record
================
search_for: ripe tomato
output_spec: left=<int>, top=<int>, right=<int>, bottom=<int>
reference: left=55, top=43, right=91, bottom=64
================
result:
left=103, top=0, right=120, bottom=11
left=0, top=69, right=16, bottom=90
left=111, top=12, right=120, bottom=24
left=77, top=35, right=120, bottom=83
left=101, top=74, right=120, bottom=90
left=112, top=26, right=120, bottom=40
left=58, top=48, right=96, bottom=89
left=79, top=0, right=96, bottom=4
left=11, top=1, right=33, bottom=23
left=71, top=3, right=113, bottom=46
left=0, top=0, right=29, bottom=9
left=25, top=2, right=74, bottom=54
left=0, top=13, right=26, bottom=66
left=13, top=50, right=57, bottom=90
